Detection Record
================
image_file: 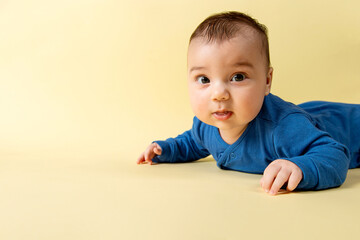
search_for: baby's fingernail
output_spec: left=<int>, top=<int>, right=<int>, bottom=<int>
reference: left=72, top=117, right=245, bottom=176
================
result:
left=264, top=189, right=269, bottom=193
left=269, top=190, right=276, bottom=195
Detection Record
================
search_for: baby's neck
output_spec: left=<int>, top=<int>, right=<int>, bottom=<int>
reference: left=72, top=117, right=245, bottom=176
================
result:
left=219, top=125, right=248, bottom=145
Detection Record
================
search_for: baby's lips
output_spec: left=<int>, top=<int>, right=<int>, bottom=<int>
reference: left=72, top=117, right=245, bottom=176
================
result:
left=212, top=111, right=233, bottom=120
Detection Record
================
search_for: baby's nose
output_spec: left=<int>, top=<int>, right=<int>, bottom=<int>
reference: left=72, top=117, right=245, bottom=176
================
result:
left=211, top=82, right=230, bottom=101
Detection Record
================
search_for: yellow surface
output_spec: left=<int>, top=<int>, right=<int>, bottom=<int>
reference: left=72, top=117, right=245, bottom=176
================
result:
left=0, top=0, right=359, bottom=239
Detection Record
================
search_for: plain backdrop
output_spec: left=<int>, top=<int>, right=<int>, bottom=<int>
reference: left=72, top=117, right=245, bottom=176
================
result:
left=0, top=0, right=359, bottom=239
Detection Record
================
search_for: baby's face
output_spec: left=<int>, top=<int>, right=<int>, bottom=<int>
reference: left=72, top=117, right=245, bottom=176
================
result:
left=187, top=34, right=273, bottom=139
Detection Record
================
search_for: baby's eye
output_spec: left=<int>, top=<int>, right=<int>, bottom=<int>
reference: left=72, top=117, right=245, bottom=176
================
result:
left=231, top=73, right=246, bottom=82
left=197, top=76, right=210, bottom=84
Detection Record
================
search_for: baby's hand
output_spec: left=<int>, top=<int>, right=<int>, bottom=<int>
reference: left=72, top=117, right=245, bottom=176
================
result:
left=260, top=159, right=303, bottom=195
left=137, top=142, right=162, bottom=165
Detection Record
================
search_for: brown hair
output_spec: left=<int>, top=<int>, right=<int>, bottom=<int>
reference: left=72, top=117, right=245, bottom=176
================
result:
left=190, top=11, right=270, bottom=68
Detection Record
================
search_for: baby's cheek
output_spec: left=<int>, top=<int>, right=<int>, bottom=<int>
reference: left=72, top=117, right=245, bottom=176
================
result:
left=188, top=89, right=214, bottom=124
left=192, top=103, right=208, bottom=120
left=191, top=101, right=211, bottom=123
left=189, top=92, right=205, bottom=111
left=240, top=96, right=264, bottom=120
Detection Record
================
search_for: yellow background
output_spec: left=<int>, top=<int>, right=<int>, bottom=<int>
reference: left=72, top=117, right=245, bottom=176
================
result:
left=0, top=0, right=359, bottom=239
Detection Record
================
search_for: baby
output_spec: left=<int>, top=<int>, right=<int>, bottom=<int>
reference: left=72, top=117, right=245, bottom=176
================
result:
left=137, top=11, right=360, bottom=195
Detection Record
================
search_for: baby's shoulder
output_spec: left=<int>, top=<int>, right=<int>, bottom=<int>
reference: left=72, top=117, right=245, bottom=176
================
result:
left=258, top=94, right=312, bottom=125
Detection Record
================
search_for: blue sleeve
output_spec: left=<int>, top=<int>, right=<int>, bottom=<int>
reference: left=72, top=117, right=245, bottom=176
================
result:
left=152, top=117, right=210, bottom=163
left=273, top=113, right=350, bottom=190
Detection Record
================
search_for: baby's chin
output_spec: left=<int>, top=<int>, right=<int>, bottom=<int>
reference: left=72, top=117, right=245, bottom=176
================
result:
left=195, top=114, right=249, bottom=129
left=194, top=116, right=216, bottom=127
left=212, top=119, right=250, bottom=132
left=197, top=117, right=238, bottom=129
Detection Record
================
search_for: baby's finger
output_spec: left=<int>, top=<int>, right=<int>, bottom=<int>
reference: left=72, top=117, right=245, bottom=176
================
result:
left=144, top=145, right=157, bottom=163
left=287, top=171, right=302, bottom=191
left=137, top=153, right=146, bottom=164
left=144, top=151, right=154, bottom=164
left=153, top=145, right=162, bottom=155
left=259, top=177, right=264, bottom=186
left=269, top=170, right=290, bottom=195
left=261, top=164, right=281, bottom=193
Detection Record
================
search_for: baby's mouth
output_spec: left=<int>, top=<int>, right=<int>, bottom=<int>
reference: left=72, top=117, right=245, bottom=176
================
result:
left=212, top=111, right=233, bottom=121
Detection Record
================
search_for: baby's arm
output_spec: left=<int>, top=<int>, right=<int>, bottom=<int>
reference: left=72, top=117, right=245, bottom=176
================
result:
left=260, top=159, right=303, bottom=195
left=269, top=113, right=350, bottom=193
left=137, top=117, right=210, bottom=164
left=137, top=142, right=162, bottom=165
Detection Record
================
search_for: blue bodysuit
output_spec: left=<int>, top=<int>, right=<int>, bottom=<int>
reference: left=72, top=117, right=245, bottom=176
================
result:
left=153, top=94, right=360, bottom=190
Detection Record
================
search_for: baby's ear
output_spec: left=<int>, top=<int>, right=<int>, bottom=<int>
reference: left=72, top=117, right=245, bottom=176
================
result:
left=265, top=67, right=273, bottom=95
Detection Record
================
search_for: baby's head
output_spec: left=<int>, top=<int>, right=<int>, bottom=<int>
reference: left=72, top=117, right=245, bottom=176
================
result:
left=187, top=11, right=273, bottom=143
left=189, top=11, right=271, bottom=69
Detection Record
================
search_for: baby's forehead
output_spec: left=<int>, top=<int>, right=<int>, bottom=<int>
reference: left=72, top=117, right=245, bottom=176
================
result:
left=187, top=28, right=268, bottom=69
left=188, top=29, right=263, bottom=56
left=190, top=31, right=263, bottom=59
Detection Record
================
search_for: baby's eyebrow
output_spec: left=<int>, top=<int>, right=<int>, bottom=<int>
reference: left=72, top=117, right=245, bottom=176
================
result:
left=189, top=61, right=254, bottom=73
left=233, top=61, right=254, bottom=69
left=189, top=66, right=206, bottom=73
